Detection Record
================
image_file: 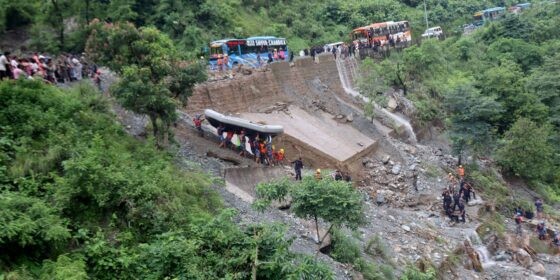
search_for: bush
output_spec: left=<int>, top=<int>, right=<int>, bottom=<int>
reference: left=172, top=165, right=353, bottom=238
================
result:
left=400, top=265, right=436, bottom=280
left=365, top=234, right=391, bottom=261
left=330, top=228, right=361, bottom=264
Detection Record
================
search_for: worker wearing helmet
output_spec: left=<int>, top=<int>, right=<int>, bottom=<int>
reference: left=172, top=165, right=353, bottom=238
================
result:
left=315, top=169, right=322, bottom=181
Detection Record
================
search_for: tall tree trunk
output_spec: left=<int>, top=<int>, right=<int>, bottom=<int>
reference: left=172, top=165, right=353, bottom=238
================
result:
left=85, top=0, right=90, bottom=23
left=51, top=0, right=64, bottom=51
left=149, top=114, right=159, bottom=146
left=396, top=62, right=407, bottom=95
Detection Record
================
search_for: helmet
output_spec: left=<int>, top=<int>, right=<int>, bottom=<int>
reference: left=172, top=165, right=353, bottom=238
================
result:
left=448, top=173, right=452, bottom=176
left=280, top=148, right=284, bottom=153
left=459, top=165, right=463, bottom=168
left=316, top=169, right=321, bottom=173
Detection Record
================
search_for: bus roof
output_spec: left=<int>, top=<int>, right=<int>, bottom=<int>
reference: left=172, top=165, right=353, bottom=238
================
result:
left=483, top=7, right=505, bottom=12
left=210, top=39, right=245, bottom=46
left=246, top=36, right=280, bottom=40
left=515, top=3, right=531, bottom=7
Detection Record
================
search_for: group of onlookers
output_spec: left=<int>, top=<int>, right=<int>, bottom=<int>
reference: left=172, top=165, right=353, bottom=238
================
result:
left=0, top=51, right=101, bottom=89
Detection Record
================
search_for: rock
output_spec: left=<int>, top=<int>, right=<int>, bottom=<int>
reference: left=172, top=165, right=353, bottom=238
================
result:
left=530, top=262, right=545, bottom=276
left=401, top=225, right=411, bottom=232
left=382, top=155, right=391, bottom=164
left=376, top=193, right=385, bottom=206
left=515, top=248, right=533, bottom=268
left=408, top=164, right=417, bottom=171
left=346, top=113, right=354, bottom=122
left=387, top=97, right=398, bottom=111
left=391, top=164, right=401, bottom=175
left=365, top=162, right=375, bottom=169
left=336, top=114, right=344, bottom=119
left=494, top=251, right=512, bottom=262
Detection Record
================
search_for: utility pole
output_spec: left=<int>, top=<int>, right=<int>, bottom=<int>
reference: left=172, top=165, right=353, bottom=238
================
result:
left=423, top=0, right=429, bottom=30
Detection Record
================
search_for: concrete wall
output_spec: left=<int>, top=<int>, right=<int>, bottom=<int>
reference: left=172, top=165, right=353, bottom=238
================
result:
left=186, top=54, right=343, bottom=114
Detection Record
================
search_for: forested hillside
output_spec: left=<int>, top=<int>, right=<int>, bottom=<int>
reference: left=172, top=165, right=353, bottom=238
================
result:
left=362, top=2, right=560, bottom=205
left=1, top=0, right=560, bottom=279
left=0, top=0, right=522, bottom=54
left=0, top=80, right=333, bottom=279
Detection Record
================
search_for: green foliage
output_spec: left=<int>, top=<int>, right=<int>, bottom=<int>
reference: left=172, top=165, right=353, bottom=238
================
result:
left=86, top=22, right=207, bottom=146
left=0, top=192, right=70, bottom=248
left=254, top=175, right=365, bottom=252
left=291, top=176, right=366, bottom=230
left=330, top=228, right=361, bottom=264
left=0, top=80, right=330, bottom=278
left=443, top=75, right=503, bottom=157
left=400, top=265, right=436, bottom=280
left=496, top=118, right=555, bottom=181
left=40, top=254, right=88, bottom=280
left=365, top=234, right=391, bottom=261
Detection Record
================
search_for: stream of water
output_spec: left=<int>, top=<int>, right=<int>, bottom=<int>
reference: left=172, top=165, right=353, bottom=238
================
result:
left=335, top=58, right=417, bottom=144
left=466, top=229, right=496, bottom=269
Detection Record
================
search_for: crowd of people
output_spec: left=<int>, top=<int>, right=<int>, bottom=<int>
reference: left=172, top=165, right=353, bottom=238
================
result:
left=441, top=164, right=559, bottom=249
left=514, top=198, right=560, bottom=249
left=441, top=165, right=473, bottom=223
left=0, top=51, right=101, bottom=89
left=196, top=119, right=286, bottom=166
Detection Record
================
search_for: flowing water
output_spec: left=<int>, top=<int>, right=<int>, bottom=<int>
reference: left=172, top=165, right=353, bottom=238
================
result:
left=335, top=58, right=417, bottom=144
left=465, top=229, right=496, bottom=269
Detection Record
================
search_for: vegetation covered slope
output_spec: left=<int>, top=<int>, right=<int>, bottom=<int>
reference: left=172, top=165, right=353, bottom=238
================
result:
left=363, top=2, right=560, bottom=205
left=0, top=80, right=333, bottom=279
left=1, top=0, right=520, bottom=54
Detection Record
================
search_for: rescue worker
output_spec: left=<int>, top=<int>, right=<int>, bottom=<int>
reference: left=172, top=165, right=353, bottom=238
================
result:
left=452, top=191, right=461, bottom=212
left=514, top=213, right=523, bottom=236
left=292, top=157, right=303, bottom=180
left=238, top=130, right=246, bottom=157
left=334, top=170, right=343, bottom=181
left=217, top=124, right=226, bottom=148
left=442, top=190, right=452, bottom=215
left=552, top=231, right=560, bottom=248
left=217, top=54, right=223, bottom=72
left=193, top=115, right=204, bottom=137
left=458, top=200, right=466, bottom=223
left=315, top=169, right=322, bottom=181
left=457, top=165, right=465, bottom=178
left=535, top=198, right=544, bottom=219
left=537, top=221, right=547, bottom=240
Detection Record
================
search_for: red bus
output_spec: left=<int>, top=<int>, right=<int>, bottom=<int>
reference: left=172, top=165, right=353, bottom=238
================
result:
left=351, top=21, right=411, bottom=46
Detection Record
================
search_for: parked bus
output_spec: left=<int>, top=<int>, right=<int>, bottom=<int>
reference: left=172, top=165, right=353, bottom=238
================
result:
left=244, top=36, right=289, bottom=66
left=473, top=7, right=506, bottom=26
left=208, top=36, right=289, bottom=69
left=509, top=3, right=531, bottom=14
left=351, top=21, right=411, bottom=47
left=208, top=39, right=247, bottom=70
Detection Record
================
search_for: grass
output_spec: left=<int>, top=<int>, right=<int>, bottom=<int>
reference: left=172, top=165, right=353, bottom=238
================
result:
left=424, top=163, right=441, bottom=179
left=529, top=237, right=556, bottom=255
left=365, top=234, right=392, bottom=263
left=330, top=228, right=361, bottom=264
left=476, top=212, right=506, bottom=239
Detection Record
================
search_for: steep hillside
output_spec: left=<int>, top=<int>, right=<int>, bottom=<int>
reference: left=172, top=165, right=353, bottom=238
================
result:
left=1, top=0, right=511, bottom=54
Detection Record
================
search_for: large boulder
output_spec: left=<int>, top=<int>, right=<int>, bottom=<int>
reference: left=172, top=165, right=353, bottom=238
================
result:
left=530, top=262, right=545, bottom=276
left=515, top=248, right=533, bottom=268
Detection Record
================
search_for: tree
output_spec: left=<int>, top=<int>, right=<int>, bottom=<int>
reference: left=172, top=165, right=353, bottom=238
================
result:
left=444, top=75, right=504, bottom=158
left=358, top=58, right=389, bottom=121
left=526, top=54, right=560, bottom=128
left=496, top=118, right=554, bottom=181
left=254, top=176, right=365, bottom=254
left=86, top=22, right=207, bottom=146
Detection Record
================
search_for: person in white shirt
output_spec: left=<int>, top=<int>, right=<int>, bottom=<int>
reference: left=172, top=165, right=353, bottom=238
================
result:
left=0, top=52, right=9, bottom=79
